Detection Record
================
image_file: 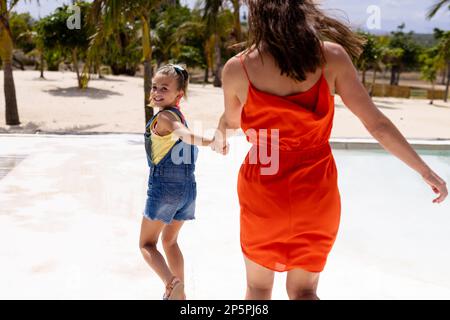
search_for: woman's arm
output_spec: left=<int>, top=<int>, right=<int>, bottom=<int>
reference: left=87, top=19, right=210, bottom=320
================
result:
left=328, top=42, right=447, bottom=203
left=211, top=59, right=244, bottom=155
left=153, top=112, right=214, bottom=147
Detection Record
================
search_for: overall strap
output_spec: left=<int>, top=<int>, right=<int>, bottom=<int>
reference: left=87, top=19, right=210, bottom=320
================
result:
left=145, top=106, right=188, bottom=132
left=161, top=106, right=187, bottom=127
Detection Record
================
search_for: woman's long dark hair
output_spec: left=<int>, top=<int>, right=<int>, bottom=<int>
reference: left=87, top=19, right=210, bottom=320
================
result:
left=244, top=0, right=365, bottom=81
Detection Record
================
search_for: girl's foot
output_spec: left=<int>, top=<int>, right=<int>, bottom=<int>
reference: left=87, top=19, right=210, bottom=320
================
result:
left=163, top=276, right=185, bottom=300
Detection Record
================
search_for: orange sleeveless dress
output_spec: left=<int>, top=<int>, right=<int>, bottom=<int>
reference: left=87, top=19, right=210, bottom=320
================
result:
left=237, top=54, right=341, bottom=273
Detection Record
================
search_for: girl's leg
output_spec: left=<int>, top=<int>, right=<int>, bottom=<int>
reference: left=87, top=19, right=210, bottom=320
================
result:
left=161, top=220, right=186, bottom=299
left=139, top=217, right=173, bottom=286
left=243, top=256, right=275, bottom=300
left=285, top=268, right=320, bottom=300
left=161, top=220, right=185, bottom=283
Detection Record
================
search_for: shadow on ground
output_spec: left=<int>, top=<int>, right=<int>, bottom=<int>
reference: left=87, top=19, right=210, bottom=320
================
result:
left=0, top=122, right=104, bottom=134
left=44, top=87, right=122, bottom=99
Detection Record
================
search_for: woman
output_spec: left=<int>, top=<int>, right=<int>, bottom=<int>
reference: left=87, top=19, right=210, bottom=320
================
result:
left=211, top=0, right=447, bottom=300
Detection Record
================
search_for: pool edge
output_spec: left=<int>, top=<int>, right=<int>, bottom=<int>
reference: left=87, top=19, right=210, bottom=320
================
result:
left=330, top=138, right=450, bottom=150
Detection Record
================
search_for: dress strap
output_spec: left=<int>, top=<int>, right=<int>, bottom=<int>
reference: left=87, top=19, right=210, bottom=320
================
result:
left=238, top=54, right=251, bottom=83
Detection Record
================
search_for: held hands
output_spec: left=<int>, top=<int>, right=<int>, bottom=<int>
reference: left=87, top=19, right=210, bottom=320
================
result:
left=209, top=135, right=230, bottom=155
left=422, top=169, right=448, bottom=204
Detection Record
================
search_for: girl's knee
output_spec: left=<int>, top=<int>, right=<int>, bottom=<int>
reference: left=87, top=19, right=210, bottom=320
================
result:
left=161, top=236, right=178, bottom=248
left=139, top=240, right=157, bottom=251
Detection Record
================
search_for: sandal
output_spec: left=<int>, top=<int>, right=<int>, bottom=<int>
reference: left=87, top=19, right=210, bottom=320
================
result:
left=162, top=276, right=185, bottom=300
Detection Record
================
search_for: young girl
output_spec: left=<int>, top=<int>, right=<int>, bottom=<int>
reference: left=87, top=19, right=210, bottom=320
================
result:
left=139, top=64, right=214, bottom=300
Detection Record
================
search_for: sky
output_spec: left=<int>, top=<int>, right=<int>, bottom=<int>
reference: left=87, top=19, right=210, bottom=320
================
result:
left=13, top=0, right=450, bottom=34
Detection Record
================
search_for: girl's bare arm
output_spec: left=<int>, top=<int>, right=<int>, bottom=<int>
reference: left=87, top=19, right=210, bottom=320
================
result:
left=153, top=112, right=213, bottom=147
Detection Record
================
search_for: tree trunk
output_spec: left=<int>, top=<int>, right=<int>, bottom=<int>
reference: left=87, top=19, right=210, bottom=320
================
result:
left=72, top=48, right=82, bottom=89
left=429, top=81, right=435, bottom=105
left=96, top=57, right=104, bottom=79
left=390, top=65, right=401, bottom=85
left=3, top=61, right=20, bottom=125
left=390, top=66, right=396, bottom=85
left=213, top=34, right=222, bottom=87
left=141, top=15, right=154, bottom=125
left=203, top=41, right=211, bottom=83
left=370, top=68, right=377, bottom=97
left=40, top=51, right=44, bottom=78
left=204, top=65, right=209, bottom=83
left=440, top=68, right=446, bottom=85
left=444, top=62, right=450, bottom=103
left=0, top=7, right=20, bottom=125
left=231, top=0, right=242, bottom=42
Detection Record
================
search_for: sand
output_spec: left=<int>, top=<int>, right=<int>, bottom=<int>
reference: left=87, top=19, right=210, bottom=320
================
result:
left=0, top=70, right=449, bottom=139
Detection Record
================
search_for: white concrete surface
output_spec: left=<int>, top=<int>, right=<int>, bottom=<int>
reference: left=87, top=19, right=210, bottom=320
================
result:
left=0, top=134, right=449, bottom=299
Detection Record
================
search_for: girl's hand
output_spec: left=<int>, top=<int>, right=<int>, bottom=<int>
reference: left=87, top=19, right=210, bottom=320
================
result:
left=202, top=136, right=215, bottom=147
left=422, top=169, right=448, bottom=204
left=210, top=137, right=229, bottom=155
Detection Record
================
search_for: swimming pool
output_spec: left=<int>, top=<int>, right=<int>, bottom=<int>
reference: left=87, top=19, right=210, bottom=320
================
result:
left=196, top=136, right=450, bottom=299
left=323, top=147, right=450, bottom=299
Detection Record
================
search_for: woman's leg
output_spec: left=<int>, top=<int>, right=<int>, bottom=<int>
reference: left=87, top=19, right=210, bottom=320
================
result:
left=161, top=220, right=185, bottom=283
left=286, top=268, right=320, bottom=300
left=243, top=256, right=275, bottom=300
left=139, top=217, right=173, bottom=286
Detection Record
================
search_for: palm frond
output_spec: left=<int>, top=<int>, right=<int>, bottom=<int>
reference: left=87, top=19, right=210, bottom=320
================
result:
left=426, top=0, right=450, bottom=20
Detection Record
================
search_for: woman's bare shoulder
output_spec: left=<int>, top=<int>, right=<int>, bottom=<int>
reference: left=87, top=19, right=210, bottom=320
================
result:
left=323, top=41, right=353, bottom=68
left=223, top=54, right=243, bottom=73
left=222, top=53, right=248, bottom=87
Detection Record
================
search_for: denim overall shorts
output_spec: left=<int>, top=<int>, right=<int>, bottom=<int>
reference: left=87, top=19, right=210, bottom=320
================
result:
left=143, top=106, right=199, bottom=224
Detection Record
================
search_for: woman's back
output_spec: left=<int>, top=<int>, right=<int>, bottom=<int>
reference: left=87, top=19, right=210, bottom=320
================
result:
left=234, top=44, right=338, bottom=152
left=233, top=44, right=337, bottom=107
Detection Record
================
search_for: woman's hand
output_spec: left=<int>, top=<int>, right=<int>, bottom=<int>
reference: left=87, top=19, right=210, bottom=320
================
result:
left=421, top=169, right=448, bottom=204
left=210, top=136, right=229, bottom=155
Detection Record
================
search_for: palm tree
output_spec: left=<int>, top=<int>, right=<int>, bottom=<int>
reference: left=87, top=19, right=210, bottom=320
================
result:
left=357, top=33, right=384, bottom=96
left=229, top=0, right=242, bottom=42
left=90, top=0, right=166, bottom=124
left=0, top=0, right=20, bottom=125
left=204, top=0, right=224, bottom=87
left=17, top=30, right=44, bottom=78
left=427, top=0, right=450, bottom=19
left=435, top=31, right=450, bottom=102
left=419, top=47, right=439, bottom=104
left=152, top=6, right=191, bottom=67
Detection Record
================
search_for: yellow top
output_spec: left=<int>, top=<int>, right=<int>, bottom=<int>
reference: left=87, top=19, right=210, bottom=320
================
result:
left=149, top=110, right=182, bottom=165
